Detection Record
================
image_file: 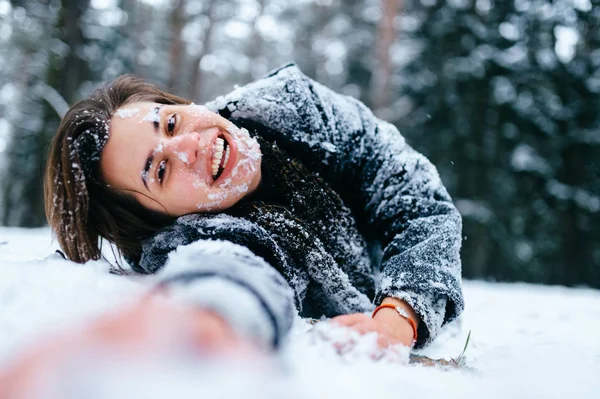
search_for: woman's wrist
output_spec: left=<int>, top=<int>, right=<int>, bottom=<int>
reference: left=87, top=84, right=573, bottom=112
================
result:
left=372, top=297, right=421, bottom=344
left=380, top=297, right=421, bottom=326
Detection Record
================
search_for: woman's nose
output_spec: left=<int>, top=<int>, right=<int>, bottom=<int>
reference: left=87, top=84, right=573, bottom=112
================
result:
left=165, top=133, right=199, bottom=166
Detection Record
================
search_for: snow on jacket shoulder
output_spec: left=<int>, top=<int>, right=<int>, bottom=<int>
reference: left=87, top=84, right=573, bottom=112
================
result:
left=140, top=63, right=464, bottom=348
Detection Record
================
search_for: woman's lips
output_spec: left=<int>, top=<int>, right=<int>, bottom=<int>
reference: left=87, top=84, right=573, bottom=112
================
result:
left=213, top=130, right=238, bottom=184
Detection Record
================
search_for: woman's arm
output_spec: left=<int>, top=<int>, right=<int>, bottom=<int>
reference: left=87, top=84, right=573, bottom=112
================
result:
left=209, top=64, right=464, bottom=347
left=139, top=214, right=297, bottom=349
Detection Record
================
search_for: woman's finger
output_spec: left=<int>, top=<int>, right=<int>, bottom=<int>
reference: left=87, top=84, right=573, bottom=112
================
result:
left=347, top=321, right=404, bottom=348
left=343, top=319, right=383, bottom=335
left=190, top=311, right=242, bottom=350
left=330, top=313, right=370, bottom=327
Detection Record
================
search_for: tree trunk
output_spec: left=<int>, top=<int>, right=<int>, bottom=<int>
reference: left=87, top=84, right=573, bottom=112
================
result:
left=188, top=0, right=218, bottom=101
left=56, top=0, right=90, bottom=102
left=371, top=0, right=401, bottom=111
left=121, top=0, right=143, bottom=75
left=168, top=0, right=185, bottom=92
left=1, top=0, right=90, bottom=227
left=244, top=0, right=266, bottom=83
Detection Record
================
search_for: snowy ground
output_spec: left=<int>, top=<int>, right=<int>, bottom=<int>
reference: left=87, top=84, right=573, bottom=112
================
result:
left=1, top=227, right=599, bottom=398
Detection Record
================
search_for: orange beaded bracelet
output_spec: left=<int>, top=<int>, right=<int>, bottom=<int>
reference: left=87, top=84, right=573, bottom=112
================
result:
left=372, top=303, right=418, bottom=344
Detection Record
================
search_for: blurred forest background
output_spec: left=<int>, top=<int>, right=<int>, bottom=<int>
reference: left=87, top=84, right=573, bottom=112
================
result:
left=0, top=0, right=598, bottom=288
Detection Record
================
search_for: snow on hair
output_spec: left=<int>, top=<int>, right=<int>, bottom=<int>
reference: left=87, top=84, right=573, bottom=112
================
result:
left=44, top=75, right=190, bottom=266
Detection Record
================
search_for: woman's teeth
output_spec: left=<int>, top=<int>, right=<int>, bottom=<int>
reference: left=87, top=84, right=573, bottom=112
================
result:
left=223, top=143, right=231, bottom=166
left=211, top=137, right=230, bottom=179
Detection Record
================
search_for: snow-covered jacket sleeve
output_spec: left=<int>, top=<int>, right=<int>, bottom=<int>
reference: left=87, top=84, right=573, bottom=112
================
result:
left=209, top=63, right=464, bottom=347
left=139, top=214, right=296, bottom=349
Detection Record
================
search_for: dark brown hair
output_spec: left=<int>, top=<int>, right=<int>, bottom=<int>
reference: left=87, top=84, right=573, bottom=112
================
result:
left=44, top=75, right=192, bottom=266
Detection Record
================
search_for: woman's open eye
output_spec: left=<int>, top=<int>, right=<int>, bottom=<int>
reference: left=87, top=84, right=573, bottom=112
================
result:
left=167, top=114, right=177, bottom=135
left=157, top=159, right=168, bottom=184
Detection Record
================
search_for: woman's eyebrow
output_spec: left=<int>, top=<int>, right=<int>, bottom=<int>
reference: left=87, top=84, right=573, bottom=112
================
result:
left=141, top=106, right=162, bottom=132
left=140, top=105, right=164, bottom=190
left=141, top=154, right=154, bottom=191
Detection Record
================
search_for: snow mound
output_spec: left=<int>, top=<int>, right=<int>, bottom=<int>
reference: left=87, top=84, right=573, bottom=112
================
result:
left=0, top=227, right=599, bottom=398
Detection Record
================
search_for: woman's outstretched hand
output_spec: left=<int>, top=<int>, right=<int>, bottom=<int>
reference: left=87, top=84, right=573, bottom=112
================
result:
left=331, top=297, right=420, bottom=348
left=0, top=297, right=255, bottom=399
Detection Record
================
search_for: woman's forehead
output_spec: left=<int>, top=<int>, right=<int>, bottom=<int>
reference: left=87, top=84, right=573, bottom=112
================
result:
left=109, top=102, right=171, bottom=140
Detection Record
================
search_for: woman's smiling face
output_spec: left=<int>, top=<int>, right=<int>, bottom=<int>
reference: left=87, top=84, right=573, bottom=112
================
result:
left=100, top=102, right=262, bottom=216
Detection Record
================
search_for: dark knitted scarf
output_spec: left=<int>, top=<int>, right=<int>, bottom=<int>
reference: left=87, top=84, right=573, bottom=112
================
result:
left=223, top=131, right=375, bottom=316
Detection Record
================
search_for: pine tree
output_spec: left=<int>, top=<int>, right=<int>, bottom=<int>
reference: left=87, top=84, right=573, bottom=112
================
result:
left=0, top=0, right=62, bottom=226
left=398, top=0, right=600, bottom=287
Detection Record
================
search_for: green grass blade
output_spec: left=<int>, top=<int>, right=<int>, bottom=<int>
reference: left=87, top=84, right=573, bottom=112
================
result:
left=456, top=330, right=472, bottom=366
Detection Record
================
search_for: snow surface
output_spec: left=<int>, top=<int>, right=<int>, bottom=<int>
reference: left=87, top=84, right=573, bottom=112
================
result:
left=0, top=227, right=599, bottom=398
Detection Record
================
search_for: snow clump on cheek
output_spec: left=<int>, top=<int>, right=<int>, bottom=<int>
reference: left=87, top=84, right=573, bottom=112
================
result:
left=176, top=152, right=189, bottom=164
left=227, top=126, right=261, bottom=186
left=229, top=125, right=261, bottom=162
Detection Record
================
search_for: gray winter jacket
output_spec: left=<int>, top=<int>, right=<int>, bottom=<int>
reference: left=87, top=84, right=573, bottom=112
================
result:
left=141, top=63, right=464, bottom=349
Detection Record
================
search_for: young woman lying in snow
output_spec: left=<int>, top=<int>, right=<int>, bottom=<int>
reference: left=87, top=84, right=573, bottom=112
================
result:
left=42, top=63, right=464, bottom=352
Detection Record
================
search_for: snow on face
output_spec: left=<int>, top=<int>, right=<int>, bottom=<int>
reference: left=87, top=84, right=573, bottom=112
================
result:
left=176, top=151, right=189, bottom=164
left=101, top=102, right=262, bottom=216
left=114, top=108, right=140, bottom=119
left=193, top=122, right=261, bottom=211
left=141, top=107, right=160, bottom=124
